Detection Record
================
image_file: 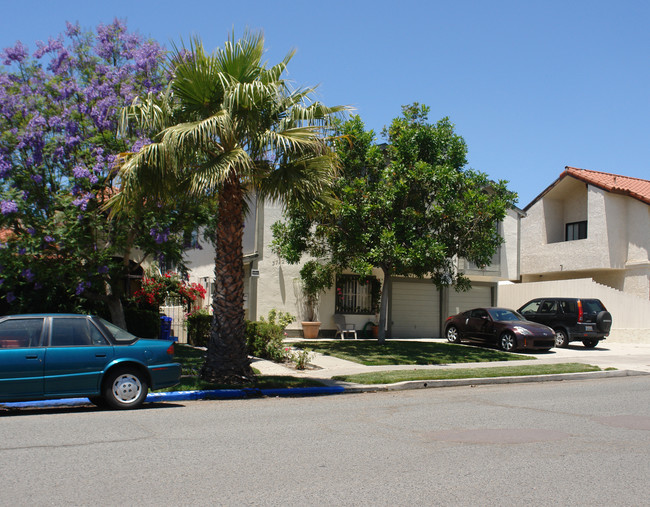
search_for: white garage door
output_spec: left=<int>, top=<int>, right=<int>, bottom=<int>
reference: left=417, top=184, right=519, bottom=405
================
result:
left=447, top=285, right=493, bottom=317
left=391, top=279, right=440, bottom=338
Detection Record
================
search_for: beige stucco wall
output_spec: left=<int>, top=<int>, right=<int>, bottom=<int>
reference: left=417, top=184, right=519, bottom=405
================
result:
left=520, top=177, right=650, bottom=301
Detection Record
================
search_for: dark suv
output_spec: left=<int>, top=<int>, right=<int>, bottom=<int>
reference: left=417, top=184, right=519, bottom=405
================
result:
left=517, top=298, right=612, bottom=348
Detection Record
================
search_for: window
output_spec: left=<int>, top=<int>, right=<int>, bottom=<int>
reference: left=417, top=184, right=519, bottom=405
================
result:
left=335, top=275, right=380, bottom=315
left=539, top=300, right=557, bottom=314
left=566, top=221, right=587, bottom=241
left=50, top=318, right=108, bottom=347
left=0, top=318, right=43, bottom=348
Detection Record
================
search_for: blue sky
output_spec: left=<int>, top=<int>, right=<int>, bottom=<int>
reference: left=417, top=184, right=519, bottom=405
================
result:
left=1, top=0, right=648, bottom=206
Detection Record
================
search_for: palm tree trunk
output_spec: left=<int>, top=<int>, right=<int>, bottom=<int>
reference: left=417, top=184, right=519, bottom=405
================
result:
left=200, top=178, right=255, bottom=383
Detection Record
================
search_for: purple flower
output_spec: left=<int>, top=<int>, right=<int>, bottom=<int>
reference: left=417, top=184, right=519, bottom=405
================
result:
left=6, top=292, right=15, bottom=303
left=75, top=281, right=91, bottom=295
left=18, top=247, right=26, bottom=255
left=2, top=41, right=28, bottom=65
left=0, top=155, right=10, bottom=178
left=22, top=269, right=34, bottom=281
left=44, top=235, right=54, bottom=243
left=98, top=265, right=109, bottom=274
left=72, top=192, right=92, bottom=210
left=65, top=21, right=81, bottom=38
left=1, top=200, right=18, bottom=215
left=72, top=164, right=90, bottom=179
left=30, top=174, right=43, bottom=184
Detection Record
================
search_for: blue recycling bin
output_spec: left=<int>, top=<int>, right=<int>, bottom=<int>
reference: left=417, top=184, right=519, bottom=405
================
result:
left=159, top=316, right=173, bottom=341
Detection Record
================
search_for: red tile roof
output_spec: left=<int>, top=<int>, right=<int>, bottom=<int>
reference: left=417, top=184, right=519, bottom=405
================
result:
left=524, top=166, right=650, bottom=210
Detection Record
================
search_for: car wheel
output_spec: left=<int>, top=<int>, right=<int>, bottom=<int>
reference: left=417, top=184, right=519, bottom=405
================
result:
left=554, top=329, right=569, bottom=348
left=103, top=368, right=148, bottom=410
left=582, top=339, right=599, bottom=348
left=499, top=332, right=517, bottom=352
left=446, top=325, right=461, bottom=344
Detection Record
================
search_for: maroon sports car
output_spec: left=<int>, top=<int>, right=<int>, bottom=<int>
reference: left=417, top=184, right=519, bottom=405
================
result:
left=444, top=307, right=555, bottom=352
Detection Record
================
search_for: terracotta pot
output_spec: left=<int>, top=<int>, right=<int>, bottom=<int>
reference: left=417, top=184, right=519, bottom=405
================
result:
left=371, top=325, right=379, bottom=339
left=301, top=321, right=321, bottom=339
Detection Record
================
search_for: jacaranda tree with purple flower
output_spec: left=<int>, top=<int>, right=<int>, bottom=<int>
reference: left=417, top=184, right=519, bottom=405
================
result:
left=0, top=20, right=211, bottom=326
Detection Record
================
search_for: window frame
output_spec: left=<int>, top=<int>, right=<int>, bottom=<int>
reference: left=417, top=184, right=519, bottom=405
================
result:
left=335, top=275, right=380, bottom=315
left=566, top=220, right=587, bottom=241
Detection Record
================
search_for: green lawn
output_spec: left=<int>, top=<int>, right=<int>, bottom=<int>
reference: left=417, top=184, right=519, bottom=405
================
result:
left=167, top=342, right=606, bottom=392
left=331, top=363, right=603, bottom=384
left=293, top=340, right=536, bottom=366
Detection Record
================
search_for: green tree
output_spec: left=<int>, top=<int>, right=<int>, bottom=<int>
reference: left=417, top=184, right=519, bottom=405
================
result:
left=112, top=32, right=346, bottom=382
left=273, top=104, right=517, bottom=341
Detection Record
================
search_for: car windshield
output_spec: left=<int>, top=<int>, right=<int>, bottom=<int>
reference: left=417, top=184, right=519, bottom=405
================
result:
left=488, top=309, right=522, bottom=322
left=98, top=318, right=138, bottom=343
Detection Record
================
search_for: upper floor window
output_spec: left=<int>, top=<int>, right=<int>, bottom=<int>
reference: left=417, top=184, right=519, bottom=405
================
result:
left=335, top=275, right=380, bottom=315
left=566, top=221, right=587, bottom=241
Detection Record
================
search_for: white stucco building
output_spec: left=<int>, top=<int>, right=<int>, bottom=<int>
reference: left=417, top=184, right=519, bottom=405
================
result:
left=519, top=167, right=650, bottom=300
left=184, top=198, right=524, bottom=338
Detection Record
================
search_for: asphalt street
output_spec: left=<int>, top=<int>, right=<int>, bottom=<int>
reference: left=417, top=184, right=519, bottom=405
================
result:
left=1, top=376, right=649, bottom=506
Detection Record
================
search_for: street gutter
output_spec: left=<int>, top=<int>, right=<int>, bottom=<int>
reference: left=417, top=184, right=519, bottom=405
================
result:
left=1, top=369, right=647, bottom=410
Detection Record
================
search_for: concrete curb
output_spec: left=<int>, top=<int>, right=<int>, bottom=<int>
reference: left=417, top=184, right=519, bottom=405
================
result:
left=2, top=369, right=647, bottom=410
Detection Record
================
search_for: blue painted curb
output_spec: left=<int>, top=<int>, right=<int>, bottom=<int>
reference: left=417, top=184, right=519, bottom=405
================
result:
left=1, top=385, right=348, bottom=409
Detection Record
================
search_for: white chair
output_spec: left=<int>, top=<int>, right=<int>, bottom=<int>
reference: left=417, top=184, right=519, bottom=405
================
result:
left=334, top=314, right=357, bottom=340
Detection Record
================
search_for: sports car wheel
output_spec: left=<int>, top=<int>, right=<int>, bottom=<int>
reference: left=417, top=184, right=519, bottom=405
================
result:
left=446, top=325, right=461, bottom=343
left=103, top=368, right=148, bottom=410
left=499, top=332, right=517, bottom=352
left=554, top=329, right=569, bottom=348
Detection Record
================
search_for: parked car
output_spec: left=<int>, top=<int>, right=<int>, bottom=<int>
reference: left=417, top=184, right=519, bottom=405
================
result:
left=517, top=298, right=612, bottom=348
left=0, top=314, right=181, bottom=409
left=444, top=307, right=556, bottom=352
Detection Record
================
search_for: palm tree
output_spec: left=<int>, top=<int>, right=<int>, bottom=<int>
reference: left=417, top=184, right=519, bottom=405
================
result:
left=111, top=31, right=346, bottom=383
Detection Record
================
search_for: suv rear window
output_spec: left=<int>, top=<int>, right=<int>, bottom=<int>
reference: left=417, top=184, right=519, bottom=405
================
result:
left=582, top=299, right=605, bottom=313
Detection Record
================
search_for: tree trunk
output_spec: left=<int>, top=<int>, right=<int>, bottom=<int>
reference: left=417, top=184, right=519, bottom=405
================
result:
left=201, top=178, right=255, bottom=383
left=377, top=267, right=391, bottom=343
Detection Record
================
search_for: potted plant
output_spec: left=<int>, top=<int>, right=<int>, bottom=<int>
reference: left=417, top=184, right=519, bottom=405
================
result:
left=298, top=260, right=334, bottom=339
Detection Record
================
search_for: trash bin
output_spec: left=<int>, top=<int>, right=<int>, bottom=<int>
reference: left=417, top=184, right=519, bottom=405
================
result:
left=159, top=316, right=172, bottom=341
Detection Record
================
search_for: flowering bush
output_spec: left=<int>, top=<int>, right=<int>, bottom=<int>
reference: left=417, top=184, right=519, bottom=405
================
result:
left=132, top=271, right=206, bottom=311
left=0, top=20, right=212, bottom=320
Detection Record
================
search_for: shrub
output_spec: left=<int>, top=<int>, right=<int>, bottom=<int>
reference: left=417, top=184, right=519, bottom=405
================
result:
left=245, top=309, right=295, bottom=361
left=186, top=309, right=211, bottom=347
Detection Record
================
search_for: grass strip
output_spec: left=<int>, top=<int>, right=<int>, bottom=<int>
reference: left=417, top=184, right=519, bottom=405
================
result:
left=294, top=340, right=535, bottom=366
left=158, top=375, right=327, bottom=392
left=331, top=363, right=604, bottom=384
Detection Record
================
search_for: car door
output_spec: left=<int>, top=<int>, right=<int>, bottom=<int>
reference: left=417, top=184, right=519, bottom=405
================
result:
left=44, top=317, right=114, bottom=396
left=464, top=309, right=493, bottom=342
left=0, top=317, right=45, bottom=400
left=534, top=299, right=560, bottom=328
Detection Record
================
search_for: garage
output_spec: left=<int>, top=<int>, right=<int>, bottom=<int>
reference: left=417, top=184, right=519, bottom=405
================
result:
left=390, top=279, right=441, bottom=338
left=447, top=284, right=494, bottom=317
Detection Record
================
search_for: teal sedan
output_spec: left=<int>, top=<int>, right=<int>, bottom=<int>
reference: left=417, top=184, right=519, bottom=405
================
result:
left=0, top=314, right=181, bottom=409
